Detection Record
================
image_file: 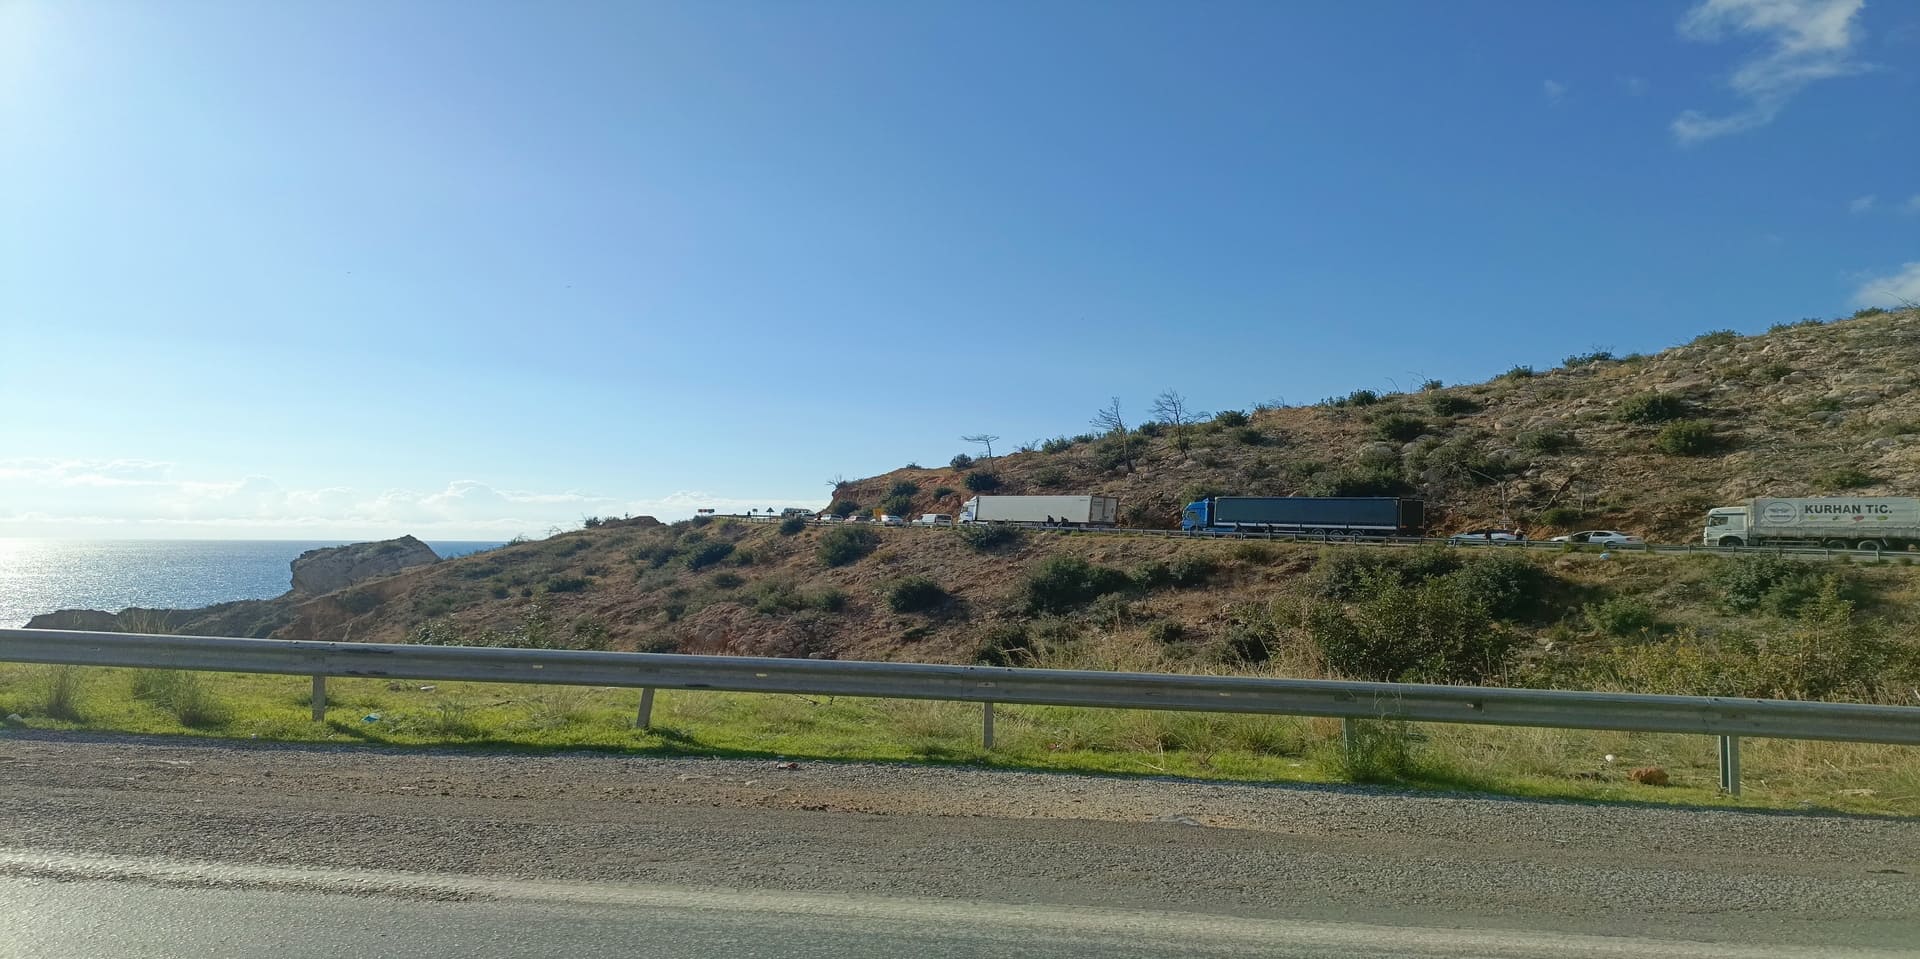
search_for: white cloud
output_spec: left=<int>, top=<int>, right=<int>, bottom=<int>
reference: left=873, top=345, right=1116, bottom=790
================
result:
left=1852, top=262, right=1920, bottom=308
left=1543, top=79, right=1568, bottom=103
left=1672, top=0, right=1867, bottom=145
left=1849, top=194, right=1876, bottom=213
left=1905, top=194, right=1920, bottom=215
left=1619, top=75, right=1652, bottom=95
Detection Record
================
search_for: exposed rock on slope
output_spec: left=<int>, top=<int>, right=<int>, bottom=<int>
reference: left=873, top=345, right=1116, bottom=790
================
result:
left=291, top=536, right=439, bottom=595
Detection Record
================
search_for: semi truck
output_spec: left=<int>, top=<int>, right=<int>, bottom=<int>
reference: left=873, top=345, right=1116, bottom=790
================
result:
left=1181, top=496, right=1425, bottom=536
left=960, top=494, right=1120, bottom=526
left=1703, top=497, right=1920, bottom=550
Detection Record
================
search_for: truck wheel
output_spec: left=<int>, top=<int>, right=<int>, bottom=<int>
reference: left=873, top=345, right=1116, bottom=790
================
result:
left=1717, top=537, right=1744, bottom=548
left=1824, top=539, right=1850, bottom=550
left=1857, top=540, right=1885, bottom=552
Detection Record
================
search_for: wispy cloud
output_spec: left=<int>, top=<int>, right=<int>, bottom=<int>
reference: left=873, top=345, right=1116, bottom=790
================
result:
left=1672, top=0, right=1867, bottom=145
left=1543, top=79, right=1568, bottom=103
left=1619, top=75, right=1652, bottom=96
left=1852, top=262, right=1920, bottom=307
left=1849, top=194, right=1876, bottom=213
left=1905, top=194, right=1920, bottom=215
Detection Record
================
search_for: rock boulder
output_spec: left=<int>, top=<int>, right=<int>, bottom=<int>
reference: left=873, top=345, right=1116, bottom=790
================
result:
left=290, top=536, right=440, bottom=596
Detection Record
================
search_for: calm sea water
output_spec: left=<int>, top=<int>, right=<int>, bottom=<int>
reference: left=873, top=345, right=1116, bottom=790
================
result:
left=0, top=539, right=504, bottom=628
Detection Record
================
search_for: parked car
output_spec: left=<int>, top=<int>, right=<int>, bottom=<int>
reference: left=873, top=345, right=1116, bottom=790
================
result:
left=878, top=514, right=906, bottom=526
left=814, top=514, right=838, bottom=523
left=913, top=514, right=953, bottom=526
left=1447, top=528, right=1523, bottom=545
left=1549, top=530, right=1644, bottom=546
left=844, top=515, right=869, bottom=523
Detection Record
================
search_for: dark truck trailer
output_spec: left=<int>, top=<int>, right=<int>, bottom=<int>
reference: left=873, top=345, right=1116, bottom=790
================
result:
left=1181, top=496, right=1424, bottom=535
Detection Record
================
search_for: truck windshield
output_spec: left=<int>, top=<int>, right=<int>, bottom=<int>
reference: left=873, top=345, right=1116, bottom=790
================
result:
left=1708, top=515, right=1729, bottom=527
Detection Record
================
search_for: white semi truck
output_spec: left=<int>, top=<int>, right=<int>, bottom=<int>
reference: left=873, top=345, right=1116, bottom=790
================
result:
left=1704, top=497, right=1920, bottom=550
left=960, top=494, right=1120, bottom=526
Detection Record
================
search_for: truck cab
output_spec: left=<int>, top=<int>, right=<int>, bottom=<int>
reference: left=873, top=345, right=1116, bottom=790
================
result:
left=1180, top=500, right=1208, bottom=532
left=1704, top=506, right=1748, bottom=547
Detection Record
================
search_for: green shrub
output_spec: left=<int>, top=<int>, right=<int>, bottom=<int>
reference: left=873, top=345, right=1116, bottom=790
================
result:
left=809, top=588, right=850, bottom=613
left=40, top=666, right=83, bottom=721
left=1307, top=576, right=1513, bottom=683
left=1235, top=427, right=1265, bottom=445
left=949, top=453, right=974, bottom=469
left=888, top=480, right=920, bottom=498
left=1563, top=350, right=1614, bottom=367
left=1028, top=465, right=1068, bottom=487
left=544, top=575, right=591, bottom=593
left=710, top=571, right=745, bottom=589
left=1213, top=410, right=1251, bottom=427
left=778, top=515, right=808, bottom=535
left=1427, top=394, right=1477, bottom=416
left=1145, top=620, right=1186, bottom=644
left=1538, top=506, right=1586, bottom=528
left=885, top=576, right=950, bottom=614
left=1615, top=392, right=1688, bottom=423
left=1134, top=556, right=1217, bottom=589
left=955, top=523, right=1023, bottom=552
left=880, top=493, right=915, bottom=517
left=489, top=585, right=510, bottom=599
left=1420, top=379, right=1443, bottom=392
left=963, top=472, right=1002, bottom=492
left=1711, top=557, right=1841, bottom=616
left=1040, top=436, right=1074, bottom=454
left=1752, top=361, right=1794, bottom=382
left=932, top=486, right=955, bottom=499
left=1222, top=619, right=1276, bottom=664
left=338, top=589, right=382, bottom=615
left=1447, top=552, right=1551, bottom=621
left=1584, top=596, right=1659, bottom=636
left=829, top=500, right=860, bottom=518
left=1301, top=466, right=1411, bottom=497
left=1232, top=542, right=1275, bottom=564
left=973, top=623, right=1037, bottom=666
left=1370, top=413, right=1427, bottom=442
left=1653, top=419, right=1718, bottom=456
left=1814, top=466, right=1874, bottom=491
left=131, top=669, right=228, bottom=727
left=683, top=541, right=735, bottom=570
left=1501, top=365, right=1534, bottom=380
left=1692, top=329, right=1739, bottom=346
left=1022, top=556, right=1134, bottom=614
left=1135, top=421, right=1165, bottom=437
left=818, top=525, right=879, bottom=567
left=1852, top=306, right=1888, bottom=319
left=1516, top=429, right=1574, bottom=453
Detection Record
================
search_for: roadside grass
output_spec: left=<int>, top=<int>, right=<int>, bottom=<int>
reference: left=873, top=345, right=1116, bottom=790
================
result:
left=1, top=662, right=1914, bottom=816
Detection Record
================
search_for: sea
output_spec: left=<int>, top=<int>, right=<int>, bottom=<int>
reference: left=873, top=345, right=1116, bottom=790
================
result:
left=0, top=539, right=505, bottom=628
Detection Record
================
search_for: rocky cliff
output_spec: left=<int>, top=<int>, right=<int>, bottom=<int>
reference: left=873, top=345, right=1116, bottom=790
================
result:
left=290, top=536, right=440, bottom=596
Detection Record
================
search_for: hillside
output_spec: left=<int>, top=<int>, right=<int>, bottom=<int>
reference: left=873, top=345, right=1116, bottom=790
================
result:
left=47, top=307, right=1920, bottom=706
left=833, top=307, right=1920, bottom=542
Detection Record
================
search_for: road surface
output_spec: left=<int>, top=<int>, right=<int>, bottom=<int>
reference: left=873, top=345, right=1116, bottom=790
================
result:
left=0, top=734, right=1915, bottom=956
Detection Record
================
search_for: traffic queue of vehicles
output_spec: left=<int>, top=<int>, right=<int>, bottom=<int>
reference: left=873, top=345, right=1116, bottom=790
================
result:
left=773, top=494, right=1920, bottom=550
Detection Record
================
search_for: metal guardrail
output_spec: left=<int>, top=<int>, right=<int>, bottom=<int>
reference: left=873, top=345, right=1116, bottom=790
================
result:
left=4, top=628, right=1917, bottom=796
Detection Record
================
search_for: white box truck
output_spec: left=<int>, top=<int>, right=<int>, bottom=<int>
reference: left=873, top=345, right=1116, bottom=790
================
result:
left=960, top=495, right=1120, bottom=526
left=1704, top=497, right=1920, bottom=550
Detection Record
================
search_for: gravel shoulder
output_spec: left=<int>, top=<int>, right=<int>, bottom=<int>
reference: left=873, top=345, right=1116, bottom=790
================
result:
left=2, top=732, right=1916, bottom=949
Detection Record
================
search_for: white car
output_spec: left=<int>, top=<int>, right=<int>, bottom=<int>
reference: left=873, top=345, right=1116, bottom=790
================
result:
left=913, top=514, right=953, bottom=526
left=878, top=515, right=906, bottom=527
left=1448, top=528, right=1523, bottom=545
left=1549, top=530, right=1644, bottom=546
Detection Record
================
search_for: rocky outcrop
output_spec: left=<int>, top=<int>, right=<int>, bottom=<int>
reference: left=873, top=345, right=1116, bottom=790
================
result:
left=24, top=609, right=129, bottom=631
left=290, top=536, right=440, bottom=596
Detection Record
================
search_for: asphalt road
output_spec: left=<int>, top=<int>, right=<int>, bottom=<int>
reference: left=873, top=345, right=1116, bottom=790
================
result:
left=2, top=863, right=1907, bottom=959
left=2, top=734, right=1916, bottom=956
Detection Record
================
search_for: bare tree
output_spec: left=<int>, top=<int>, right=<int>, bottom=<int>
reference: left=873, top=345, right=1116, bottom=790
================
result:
left=1091, top=397, right=1137, bottom=472
left=960, top=433, right=1001, bottom=460
left=827, top=473, right=848, bottom=489
left=1150, top=389, right=1207, bottom=454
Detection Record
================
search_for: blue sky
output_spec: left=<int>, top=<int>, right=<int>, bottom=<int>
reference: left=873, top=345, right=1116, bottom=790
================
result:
left=2, top=0, right=1917, bottom=539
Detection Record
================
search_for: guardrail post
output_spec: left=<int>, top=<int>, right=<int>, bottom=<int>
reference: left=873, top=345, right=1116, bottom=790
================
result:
left=1342, top=718, right=1359, bottom=760
left=1718, top=734, right=1741, bottom=796
left=310, top=675, right=326, bottom=722
left=636, top=687, right=656, bottom=729
left=982, top=702, right=995, bottom=750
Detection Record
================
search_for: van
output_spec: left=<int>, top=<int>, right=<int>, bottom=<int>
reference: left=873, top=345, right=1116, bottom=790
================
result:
left=914, top=514, right=953, bottom=526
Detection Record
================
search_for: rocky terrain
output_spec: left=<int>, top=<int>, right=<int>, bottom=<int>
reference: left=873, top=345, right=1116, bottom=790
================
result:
left=833, top=307, right=1920, bottom=541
